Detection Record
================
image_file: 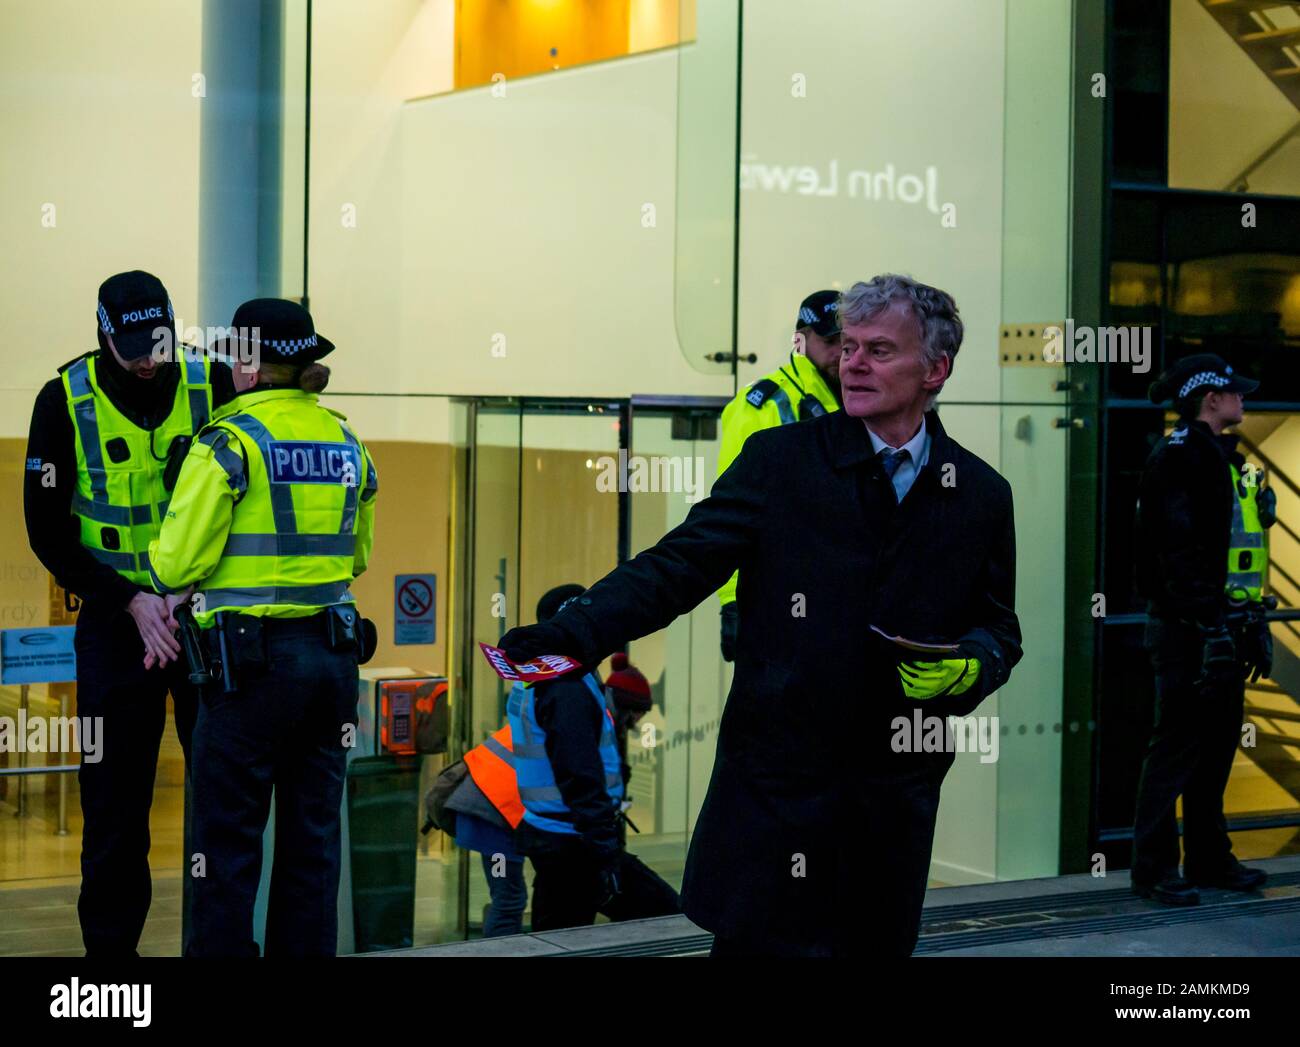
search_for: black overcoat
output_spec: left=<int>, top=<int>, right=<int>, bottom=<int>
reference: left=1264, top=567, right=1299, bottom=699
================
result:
left=543, top=407, right=1022, bottom=952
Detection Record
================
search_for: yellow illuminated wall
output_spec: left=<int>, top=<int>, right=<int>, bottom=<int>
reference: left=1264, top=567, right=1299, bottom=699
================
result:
left=347, top=441, right=453, bottom=673
left=454, top=0, right=693, bottom=89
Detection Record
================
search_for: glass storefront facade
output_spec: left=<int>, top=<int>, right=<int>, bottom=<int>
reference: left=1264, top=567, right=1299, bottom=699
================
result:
left=1091, top=0, right=1300, bottom=875
left=0, top=0, right=1296, bottom=954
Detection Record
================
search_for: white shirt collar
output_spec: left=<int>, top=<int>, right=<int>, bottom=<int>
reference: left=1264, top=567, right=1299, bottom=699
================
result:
left=865, top=416, right=928, bottom=464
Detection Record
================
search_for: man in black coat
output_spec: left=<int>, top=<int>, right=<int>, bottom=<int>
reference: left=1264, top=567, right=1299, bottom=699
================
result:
left=501, top=274, right=1022, bottom=957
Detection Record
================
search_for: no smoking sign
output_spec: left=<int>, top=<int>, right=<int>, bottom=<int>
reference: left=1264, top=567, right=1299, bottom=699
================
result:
left=394, top=573, right=436, bottom=645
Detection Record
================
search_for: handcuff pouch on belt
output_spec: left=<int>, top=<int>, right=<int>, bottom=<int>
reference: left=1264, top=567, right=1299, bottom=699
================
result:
left=202, top=611, right=266, bottom=694
left=326, top=604, right=378, bottom=665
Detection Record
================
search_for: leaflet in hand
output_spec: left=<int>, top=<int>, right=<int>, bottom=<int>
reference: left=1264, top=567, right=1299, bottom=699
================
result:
left=869, top=624, right=960, bottom=657
left=478, top=641, right=582, bottom=683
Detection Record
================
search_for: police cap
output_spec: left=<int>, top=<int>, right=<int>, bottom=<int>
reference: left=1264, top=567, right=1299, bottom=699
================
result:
left=1148, top=353, right=1259, bottom=405
left=796, top=290, right=841, bottom=338
left=96, top=270, right=176, bottom=361
left=230, top=298, right=336, bottom=365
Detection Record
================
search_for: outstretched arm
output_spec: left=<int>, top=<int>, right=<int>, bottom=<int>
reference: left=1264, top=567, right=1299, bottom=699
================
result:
left=500, top=434, right=768, bottom=665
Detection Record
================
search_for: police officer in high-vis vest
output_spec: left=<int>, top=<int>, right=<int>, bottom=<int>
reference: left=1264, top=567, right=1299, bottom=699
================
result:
left=1132, top=353, right=1274, bottom=906
left=715, top=290, right=842, bottom=660
left=24, top=270, right=234, bottom=957
left=148, top=298, right=378, bottom=956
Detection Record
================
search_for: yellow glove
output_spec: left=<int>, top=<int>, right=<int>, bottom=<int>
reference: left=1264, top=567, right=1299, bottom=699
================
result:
left=897, top=657, right=981, bottom=700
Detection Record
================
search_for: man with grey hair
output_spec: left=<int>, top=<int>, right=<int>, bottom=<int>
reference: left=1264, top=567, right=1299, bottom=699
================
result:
left=501, top=273, right=1021, bottom=957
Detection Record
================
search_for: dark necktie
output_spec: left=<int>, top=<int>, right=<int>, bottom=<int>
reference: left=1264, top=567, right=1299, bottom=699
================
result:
left=878, top=448, right=909, bottom=501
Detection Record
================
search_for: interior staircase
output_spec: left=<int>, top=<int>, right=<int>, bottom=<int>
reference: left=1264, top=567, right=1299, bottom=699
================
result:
left=1200, top=0, right=1300, bottom=109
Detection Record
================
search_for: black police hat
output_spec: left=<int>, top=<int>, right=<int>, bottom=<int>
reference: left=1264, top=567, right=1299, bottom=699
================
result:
left=796, top=289, right=842, bottom=338
left=230, top=298, right=335, bottom=365
left=97, top=270, right=176, bottom=361
left=1148, top=353, right=1259, bottom=405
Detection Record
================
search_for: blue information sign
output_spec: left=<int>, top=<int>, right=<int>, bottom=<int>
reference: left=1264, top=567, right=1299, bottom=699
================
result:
left=1, top=627, right=77, bottom=685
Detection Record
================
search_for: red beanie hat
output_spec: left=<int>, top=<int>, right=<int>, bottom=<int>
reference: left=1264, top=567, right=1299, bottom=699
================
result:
left=605, top=652, right=652, bottom=713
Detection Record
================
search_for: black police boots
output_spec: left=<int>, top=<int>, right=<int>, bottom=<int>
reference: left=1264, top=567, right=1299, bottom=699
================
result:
left=1186, top=859, right=1268, bottom=893
left=1131, top=874, right=1200, bottom=906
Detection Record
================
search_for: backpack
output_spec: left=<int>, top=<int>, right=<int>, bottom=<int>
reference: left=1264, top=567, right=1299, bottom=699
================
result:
left=421, top=758, right=468, bottom=835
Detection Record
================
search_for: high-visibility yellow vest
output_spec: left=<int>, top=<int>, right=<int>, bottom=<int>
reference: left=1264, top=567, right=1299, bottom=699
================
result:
left=61, top=352, right=213, bottom=587
left=189, top=390, right=377, bottom=625
left=1228, top=462, right=1268, bottom=602
left=715, top=351, right=840, bottom=606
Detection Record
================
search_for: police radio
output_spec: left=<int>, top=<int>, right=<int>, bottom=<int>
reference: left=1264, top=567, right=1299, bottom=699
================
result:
left=174, top=604, right=215, bottom=687
left=162, top=434, right=192, bottom=492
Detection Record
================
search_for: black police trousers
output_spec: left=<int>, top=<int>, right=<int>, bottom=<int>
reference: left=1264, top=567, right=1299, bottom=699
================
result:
left=74, top=599, right=198, bottom=957
left=1131, top=616, right=1244, bottom=884
left=188, top=616, right=359, bottom=957
left=528, top=843, right=681, bottom=932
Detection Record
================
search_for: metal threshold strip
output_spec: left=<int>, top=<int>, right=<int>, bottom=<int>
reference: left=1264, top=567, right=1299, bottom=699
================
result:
left=915, top=895, right=1300, bottom=954
left=922, top=871, right=1291, bottom=921
left=551, top=872, right=1300, bottom=957
left=554, top=933, right=716, bottom=958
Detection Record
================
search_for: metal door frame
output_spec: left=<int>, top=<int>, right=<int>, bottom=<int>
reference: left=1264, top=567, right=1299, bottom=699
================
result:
left=450, top=393, right=728, bottom=938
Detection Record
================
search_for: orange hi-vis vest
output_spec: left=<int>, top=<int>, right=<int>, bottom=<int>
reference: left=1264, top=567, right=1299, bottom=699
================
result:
left=462, top=725, right=526, bottom=829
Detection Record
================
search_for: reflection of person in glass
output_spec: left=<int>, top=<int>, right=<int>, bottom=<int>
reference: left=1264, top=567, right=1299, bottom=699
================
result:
left=501, top=275, right=1022, bottom=957
left=1131, top=354, right=1272, bottom=907
left=23, top=270, right=234, bottom=957
left=714, top=289, right=843, bottom=662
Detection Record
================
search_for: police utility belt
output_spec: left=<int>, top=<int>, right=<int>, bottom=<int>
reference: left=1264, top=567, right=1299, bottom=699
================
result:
left=176, top=604, right=377, bottom=693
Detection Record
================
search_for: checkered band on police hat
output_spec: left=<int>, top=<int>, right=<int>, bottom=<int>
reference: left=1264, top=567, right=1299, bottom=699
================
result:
left=1178, top=371, right=1230, bottom=399
left=795, top=289, right=841, bottom=337
left=97, top=302, right=115, bottom=335
left=262, top=334, right=319, bottom=356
